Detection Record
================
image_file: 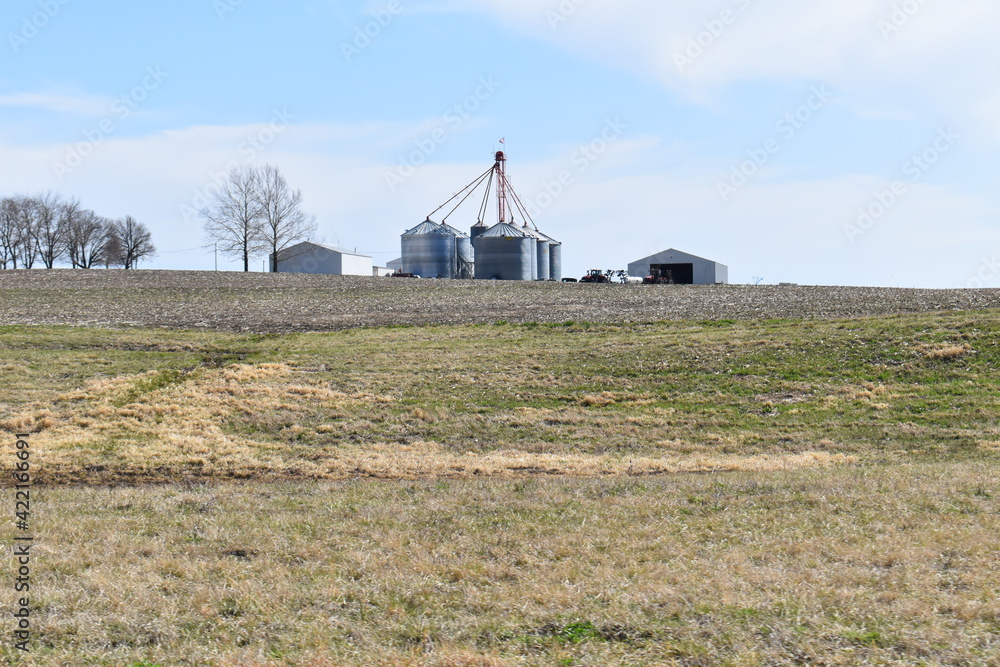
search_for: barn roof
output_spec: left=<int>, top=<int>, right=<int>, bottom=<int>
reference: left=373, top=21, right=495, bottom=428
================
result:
left=276, top=241, right=372, bottom=259
left=631, top=248, right=722, bottom=265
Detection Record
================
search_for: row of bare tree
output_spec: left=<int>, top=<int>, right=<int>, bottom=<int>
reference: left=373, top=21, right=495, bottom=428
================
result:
left=200, top=164, right=316, bottom=272
left=0, top=193, right=156, bottom=270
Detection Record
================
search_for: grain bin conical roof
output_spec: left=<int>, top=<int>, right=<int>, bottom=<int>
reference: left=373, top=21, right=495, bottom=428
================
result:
left=480, top=222, right=533, bottom=238
left=403, top=219, right=450, bottom=236
left=439, top=222, right=470, bottom=238
left=535, top=228, right=560, bottom=245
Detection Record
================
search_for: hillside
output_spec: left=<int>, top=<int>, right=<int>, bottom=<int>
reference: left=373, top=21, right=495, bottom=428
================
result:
left=2, top=312, right=997, bottom=485
left=2, top=277, right=998, bottom=665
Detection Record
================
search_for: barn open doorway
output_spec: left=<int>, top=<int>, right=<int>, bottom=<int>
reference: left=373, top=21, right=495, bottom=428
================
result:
left=650, top=263, right=694, bottom=285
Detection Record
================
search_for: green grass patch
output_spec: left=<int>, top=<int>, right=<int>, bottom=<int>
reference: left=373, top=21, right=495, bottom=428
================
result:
left=2, top=312, right=1000, bottom=483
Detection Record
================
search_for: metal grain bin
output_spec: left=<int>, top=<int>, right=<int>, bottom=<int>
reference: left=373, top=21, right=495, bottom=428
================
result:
left=534, top=234, right=551, bottom=281
left=402, top=219, right=456, bottom=279
left=548, top=240, right=562, bottom=281
left=470, top=222, right=488, bottom=242
left=441, top=223, right=474, bottom=280
left=473, top=222, right=535, bottom=281
left=517, top=225, right=539, bottom=281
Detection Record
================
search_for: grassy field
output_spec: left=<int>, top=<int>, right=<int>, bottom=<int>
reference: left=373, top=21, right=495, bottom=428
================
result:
left=1, top=312, right=998, bottom=484
left=1, top=305, right=999, bottom=664
left=2, top=465, right=997, bottom=666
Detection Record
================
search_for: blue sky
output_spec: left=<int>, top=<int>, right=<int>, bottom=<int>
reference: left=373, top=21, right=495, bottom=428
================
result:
left=3, top=0, right=999, bottom=286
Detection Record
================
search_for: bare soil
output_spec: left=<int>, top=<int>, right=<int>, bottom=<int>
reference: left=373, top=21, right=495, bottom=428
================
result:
left=1, top=269, right=999, bottom=332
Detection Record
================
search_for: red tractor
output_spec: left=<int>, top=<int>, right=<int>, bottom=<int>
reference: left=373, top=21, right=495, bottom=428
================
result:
left=580, top=269, right=612, bottom=284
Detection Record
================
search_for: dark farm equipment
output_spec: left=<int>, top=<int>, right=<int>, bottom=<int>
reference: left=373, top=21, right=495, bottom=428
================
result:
left=643, top=266, right=675, bottom=285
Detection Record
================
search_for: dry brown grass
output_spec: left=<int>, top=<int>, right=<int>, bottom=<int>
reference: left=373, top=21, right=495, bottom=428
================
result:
left=2, top=462, right=997, bottom=665
left=7, top=361, right=856, bottom=484
left=918, top=342, right=975, bottom=360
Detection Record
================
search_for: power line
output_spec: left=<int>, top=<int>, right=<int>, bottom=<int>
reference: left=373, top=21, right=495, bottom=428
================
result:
left=157, top=246, right=212, bottom=254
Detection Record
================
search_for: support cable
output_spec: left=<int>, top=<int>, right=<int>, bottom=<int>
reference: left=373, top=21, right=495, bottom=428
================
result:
left=441, top=169, right=495, bottom=225
left=499, top=171, right=538, bottom=230
left=476, top=168, right=495, bottom=224
left=425, top=165, right=494, bottom=220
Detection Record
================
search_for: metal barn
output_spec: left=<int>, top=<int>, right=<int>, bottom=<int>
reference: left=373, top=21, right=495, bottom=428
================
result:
left=271, top=242, right=373, bottom=276
left=628, top=249, right=728, bottom=285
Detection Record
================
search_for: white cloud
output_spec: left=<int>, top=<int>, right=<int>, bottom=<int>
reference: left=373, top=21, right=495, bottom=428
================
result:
left=0, top=92, right=114, bottom=116
left=973, top=91, right=1000, bottom=143
left=414, top=0, right=1000, bottom=140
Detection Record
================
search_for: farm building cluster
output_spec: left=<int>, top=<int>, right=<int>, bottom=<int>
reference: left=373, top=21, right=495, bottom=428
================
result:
left=271, top=152, right=728, bottom=284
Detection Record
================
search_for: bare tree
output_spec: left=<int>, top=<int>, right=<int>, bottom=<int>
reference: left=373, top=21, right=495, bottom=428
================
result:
left=1, top=194, right=149, bottom=270
left=32, top=192, right=70, bottom=269
left=54, top=197, right=85, bottom=265
left=0, top=198, right=20, bottom=269
left=107, top=216, right=156, bottom=269
left=258, top=164, right=316, bottom=272
left=66, top=210, right=111, bottom=269
left=0, top=197, right=41, bottom=269
left=103, top=232, right=124, bottom=268
left=200, top=165, right=266, bottom=272
left=11, top=196, right=39, bottom=269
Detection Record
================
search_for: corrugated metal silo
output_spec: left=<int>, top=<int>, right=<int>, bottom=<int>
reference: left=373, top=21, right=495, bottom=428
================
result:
left=441, top=223, right=474, bottom=280
left=533, top=230, right=552, bottom=281
left=519, top=226, right=539, bottom=281
left=402, top=219, right=456, bottom=279
left=548, top=240, right=563, bottom=281
left=470, top=222, right=488, bottom=242
left=474, top=223, right=535, bottom=281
